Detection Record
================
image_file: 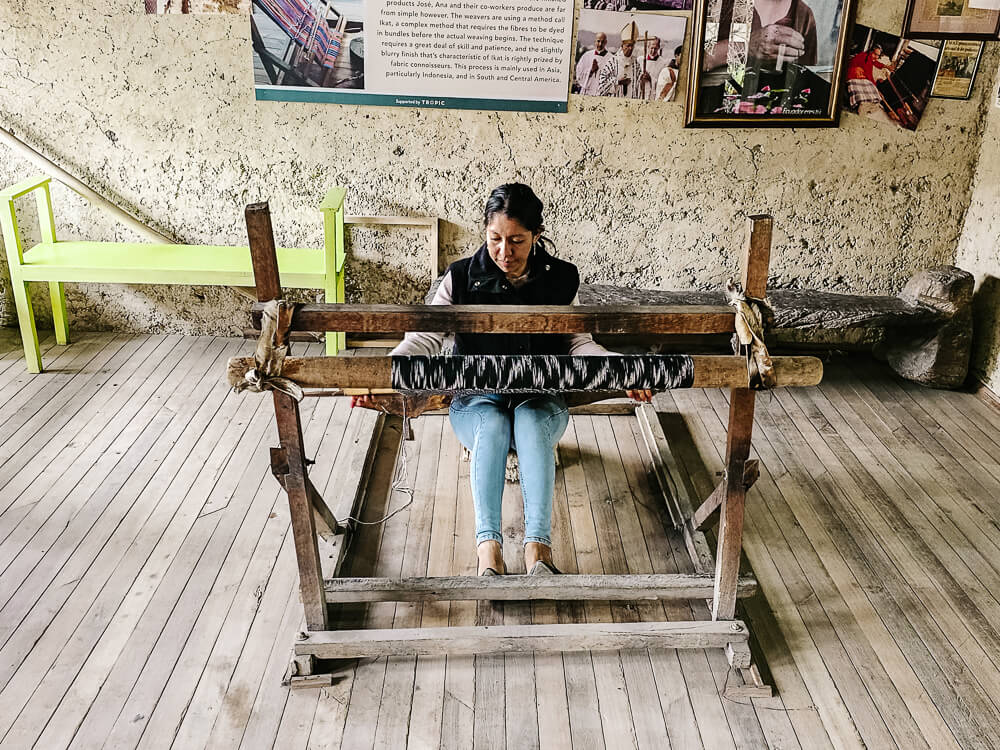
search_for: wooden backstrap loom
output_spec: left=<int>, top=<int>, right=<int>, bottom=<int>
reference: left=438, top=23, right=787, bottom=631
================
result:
left=228, top=204, right=824, bottom=696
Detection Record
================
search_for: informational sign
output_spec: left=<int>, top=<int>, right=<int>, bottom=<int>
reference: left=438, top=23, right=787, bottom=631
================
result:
left=252, top=0, right=576, bottom=111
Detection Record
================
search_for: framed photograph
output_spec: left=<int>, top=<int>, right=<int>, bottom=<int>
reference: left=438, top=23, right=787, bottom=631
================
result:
left=931, top=40, right=983, bottom=98
left=843, top=25, right=940, bottom=130
left=574, top=11, right=688, bottom=101
left=685, top=0, right=857, bottom=127
left=902, top=0, right=1000, bottom=40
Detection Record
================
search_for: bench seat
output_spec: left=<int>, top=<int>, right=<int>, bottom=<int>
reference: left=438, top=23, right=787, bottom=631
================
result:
left=2, top=175, right=347, bottom=373
left=19, top=241, right=326, bottom=288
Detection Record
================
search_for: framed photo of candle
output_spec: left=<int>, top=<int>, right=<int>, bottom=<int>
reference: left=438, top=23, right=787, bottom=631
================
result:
left=902, top=0, right=1000, bottom=41
left=685, top=0, right=858, bottom=127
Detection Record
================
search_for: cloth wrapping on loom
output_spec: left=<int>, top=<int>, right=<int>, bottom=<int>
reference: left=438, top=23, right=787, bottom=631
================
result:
left=390, top=355, right=695, bottom=393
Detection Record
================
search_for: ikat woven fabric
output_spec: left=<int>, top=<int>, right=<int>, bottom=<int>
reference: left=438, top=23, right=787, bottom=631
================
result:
left=390, top=355, right=695, bottom=393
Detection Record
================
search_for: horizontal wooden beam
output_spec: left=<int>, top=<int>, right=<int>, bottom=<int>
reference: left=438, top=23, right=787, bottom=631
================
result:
left=250, top=303, right=736, bottom=335
left=323, top=573, right=758, bottom=603
left=294, top=620, right=750, bottom=659
left=227, top=355, right=823, bottom=392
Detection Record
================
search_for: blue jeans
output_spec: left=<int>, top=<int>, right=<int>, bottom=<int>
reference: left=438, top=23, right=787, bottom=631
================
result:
left=449, top=393, right=570, bottom=547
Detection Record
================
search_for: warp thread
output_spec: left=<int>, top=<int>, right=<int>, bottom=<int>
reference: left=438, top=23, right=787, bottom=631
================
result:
left=390, top=354, right=695, bottom=393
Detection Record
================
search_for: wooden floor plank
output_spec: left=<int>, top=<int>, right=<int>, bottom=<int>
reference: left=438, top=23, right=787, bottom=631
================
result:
left=167, top=396, right=349, bottom=748
left=339, top=416, right=416, bottom=750
left=590, top=416, right=673, bottom=750
left=783, top=386, right=1000, bottom=731
left=6, top=338, right=1000, bottom=750
left=532, top=433, right=573, bottom=750
left=699, top=387, right=916, bottom=750
left=0, top=334, right=190, bottom=596
left=752, top=387, right=998, bottom=749
left=373, top=416, right=442, bottom=748
left=0, top=338, right=237, bottom=741
left=441, top=433, right=476, bottom=750
left=51, top=394, right=298, bottom=749
left=0, top=333, right=142, bottom=512
left=19, top=347, right=296, bottom=750
left=0, top=332, right=120, bottom=443
left=406, top=423, right=461, bottom=750
left=613, top=415, right=708, bottom=750
left=664, top=390, right=860, bottom=750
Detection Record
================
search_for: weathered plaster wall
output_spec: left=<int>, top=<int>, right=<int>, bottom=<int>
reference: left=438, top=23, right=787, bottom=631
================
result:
left=956, top=65, right=1000, bottom=393
left=0, top=0, right=996, bottom=338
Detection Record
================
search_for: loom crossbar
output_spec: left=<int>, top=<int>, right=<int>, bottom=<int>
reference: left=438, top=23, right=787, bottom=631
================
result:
left=226, top=353, right=823, bottom=391
left=249, top=302, right=737, bottom=335
left=323, top=573, right=758, bottom=602
left=294, top=620, right=751, bottom=660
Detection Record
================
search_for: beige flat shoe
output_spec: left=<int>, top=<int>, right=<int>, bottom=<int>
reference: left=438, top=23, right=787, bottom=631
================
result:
left=527, top=560, right=560, bottom=575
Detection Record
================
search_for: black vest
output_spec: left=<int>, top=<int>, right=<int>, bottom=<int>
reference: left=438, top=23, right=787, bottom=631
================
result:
left=448, top=243, right=580, bottom=356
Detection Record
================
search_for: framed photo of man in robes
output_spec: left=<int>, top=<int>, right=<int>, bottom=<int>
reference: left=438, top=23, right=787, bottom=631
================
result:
left=685, top=0, right=857, bottom=126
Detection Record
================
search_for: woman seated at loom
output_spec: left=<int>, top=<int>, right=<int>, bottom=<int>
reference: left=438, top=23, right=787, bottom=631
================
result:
left=353, top=184, right=652, bottom=577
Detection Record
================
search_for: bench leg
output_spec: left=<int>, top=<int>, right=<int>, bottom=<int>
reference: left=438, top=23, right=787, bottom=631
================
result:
left=11, top=278, right=42, bottom=373
left=324, top=268, right=346, bottom=356
left=48, top=282, right=69, bottom=346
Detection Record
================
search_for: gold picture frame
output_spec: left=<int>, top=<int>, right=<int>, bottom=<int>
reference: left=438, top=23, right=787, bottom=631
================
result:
left=685, top=0, right=858, bottom=127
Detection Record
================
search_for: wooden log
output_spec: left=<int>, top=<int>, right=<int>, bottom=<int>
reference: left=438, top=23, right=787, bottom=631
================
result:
left=323, top=573, right=758, bottom=602
left=249, top=303, right=737, bottom=335
left=293, top=620, right=750, bottom=659
left=225, top=354, right=823, bottom=391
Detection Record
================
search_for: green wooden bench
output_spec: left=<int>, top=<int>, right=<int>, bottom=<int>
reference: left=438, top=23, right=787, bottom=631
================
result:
left=1, top=176, right=347, bottom=372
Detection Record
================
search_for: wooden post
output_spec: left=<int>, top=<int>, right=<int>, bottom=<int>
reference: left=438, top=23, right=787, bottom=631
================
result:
left=713, top=215, right=771, bottom=621
left=246, top=202, right=330, bottom=631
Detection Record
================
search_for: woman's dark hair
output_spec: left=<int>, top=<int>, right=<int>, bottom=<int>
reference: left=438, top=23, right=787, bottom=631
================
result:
left=483, top=183, right=552, bottom=252
left=484, top=183, right=546, bottom=233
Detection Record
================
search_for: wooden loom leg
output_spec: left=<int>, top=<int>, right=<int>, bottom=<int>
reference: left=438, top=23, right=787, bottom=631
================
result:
left=715, top=216, right=769, bottom=658
left=274, top=390, right=330, bottom=631
left=246, top=201, right=329, bottom=632
left=712, top=388, right=755, bottom=622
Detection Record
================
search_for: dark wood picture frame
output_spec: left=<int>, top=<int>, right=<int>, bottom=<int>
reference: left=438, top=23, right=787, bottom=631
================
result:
left=685, top=0, right=858, bottom=127
left=902, top=0, right=1000, bottom=41
left=931, top=39, right=983, bottom=99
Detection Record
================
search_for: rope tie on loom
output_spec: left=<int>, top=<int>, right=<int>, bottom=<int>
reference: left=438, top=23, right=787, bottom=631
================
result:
left=726, top=279, right=776, bottom=390
left=232, top=299, right=305, bottom=401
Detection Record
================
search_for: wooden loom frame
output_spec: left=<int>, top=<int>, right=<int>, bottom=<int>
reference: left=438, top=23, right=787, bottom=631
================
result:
left=233, top=204, right=822, bottom=696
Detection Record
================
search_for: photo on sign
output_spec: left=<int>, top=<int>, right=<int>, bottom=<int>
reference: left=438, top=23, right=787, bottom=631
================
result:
left=931, top=39, right=983, bottom=98
left=843, top=25, right=939, bottom=131
left=146, top=0, right=249, bottom=11
left=252, top=0, right=365, bottom=91
left=574, top=10, right=688, bottom=101
left=253, top=0, right=576, bottom=111
left=903, top=0, right=1000, bottom=39
left=686, top=0, right=856, bottom=127
left=583, top=0, right=693, bottom=9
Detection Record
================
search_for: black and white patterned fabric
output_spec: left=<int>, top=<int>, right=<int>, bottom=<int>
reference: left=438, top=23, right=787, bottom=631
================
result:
left=391, top=355, right=695, bottom=393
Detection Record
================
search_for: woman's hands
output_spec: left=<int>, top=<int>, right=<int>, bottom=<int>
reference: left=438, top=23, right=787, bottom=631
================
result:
left=350, top=394, right=384, bottom=410
left=749, top=24, right=806, bottom=64
left=626, top=389, right=655, bottom=403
